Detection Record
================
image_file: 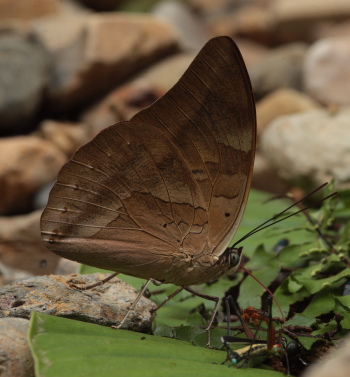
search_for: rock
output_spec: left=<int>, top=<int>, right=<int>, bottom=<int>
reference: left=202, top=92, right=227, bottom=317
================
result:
left=152, top=1, right=210, bottom=51
left=314, top=20, right=350, bottom=40
left=302, top=335, right=350, bottom=377
left=0, top=318, right=34, bottom=377
left=260, top=108, right=350, bottom=190
left=0, top=274, right=156, bottom=332
left=0, top=27, right=50, bottom=135
left=252, top=151, right=290, bottom=195
left=250, top=42, right=308, bottom=99
left=256, top=88, right=321, bottom=133
left=187, top=0, right=229, bottom=14
left=0, top=0, right=59, bottom=20
left=33, top=182, right=54, bottom=211
left=76, top=0, right=124, bottom=11
left=82, top=79, right=166, bottom=133
left=32, top=12, right=179, bottom=112
left=210, top=5, right=275, bottom=45
left=0, top=136, right=67, bottom=214
left=0, top=210, right=60, bottom=275
left=37, top=120, right=92, bottom=157
left=0, top=262, right=33, bottom=286
left=55, top=258, right=81, bottom=275
left=235, top=39, right=268, bottom=69
left=304, top=37, right=350, bottom=106
left=271, top=0, right=350, bottom=43
left=272, top=0, right=350, bottom=23
left=82, top=52, right=195, bottom=133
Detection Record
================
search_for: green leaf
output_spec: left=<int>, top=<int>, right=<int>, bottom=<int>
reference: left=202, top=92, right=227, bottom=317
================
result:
left=302, top=291, right=335, bottom=317
left=29, top=312, right=284, bottom=377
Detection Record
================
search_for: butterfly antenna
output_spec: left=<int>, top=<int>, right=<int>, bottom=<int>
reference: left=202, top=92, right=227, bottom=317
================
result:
left=233, top=183, right=337, bottom=247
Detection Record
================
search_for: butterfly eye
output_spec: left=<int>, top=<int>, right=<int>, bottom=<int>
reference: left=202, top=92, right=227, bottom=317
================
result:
left=229, top=250, right=241, bottom=268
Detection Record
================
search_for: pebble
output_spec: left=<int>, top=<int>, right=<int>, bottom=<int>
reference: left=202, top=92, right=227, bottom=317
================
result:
left=249, top=42, right=308, bottom=99
left=0, top=210, right=60, bottom=275
left=0, top=0, right=59, bottom=20
left=153, top=0, right=211, bottom=51
left=37, top=120, right=92, bottom=157
left=82, top=52, right=195, bottom=133
left=0, top=27, right=50, bottom=134
left=0, top=318, right=34, bottom=377
left=304, top=36, right=350, bottom=106
left=303, top=334, right=350, bottom=377
left=256, top=88, right=321, bottom=133
left=0, top=262, right=33, bottom=286
left=0, top=274, right=156, bottom=332
left=33, top=12, right=179, bottom=112
left=0, top=136, right=67, bottom=214
left=260, top=107, right=350, bottom=189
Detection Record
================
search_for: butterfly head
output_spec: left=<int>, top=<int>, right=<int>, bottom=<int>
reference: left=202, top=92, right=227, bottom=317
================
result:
left=225, top=245, right=243, bottom=275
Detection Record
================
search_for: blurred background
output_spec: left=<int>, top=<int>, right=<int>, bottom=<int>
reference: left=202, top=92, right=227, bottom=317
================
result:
left=0, top=0, right=349, bottom=279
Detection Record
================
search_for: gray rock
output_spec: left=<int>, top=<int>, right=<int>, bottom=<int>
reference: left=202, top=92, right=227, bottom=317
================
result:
left=0, top=28, right=50, bottom=134
left=0, top=274, right=156, bottom=332
left=0, top=262, right=33, bottom=286
left=260, top=108, right=350, bottom=189
left=0, top=318, right=34, bottom=377
left=250, top=42, right=308, bottom=99
left=152, top=1, right=210, bottom=51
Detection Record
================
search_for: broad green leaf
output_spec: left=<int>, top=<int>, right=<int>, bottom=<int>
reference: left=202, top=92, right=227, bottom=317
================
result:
left=29, top=312, right=284, bottom=377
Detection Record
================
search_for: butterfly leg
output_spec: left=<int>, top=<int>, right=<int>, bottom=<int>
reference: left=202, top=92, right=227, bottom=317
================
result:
left=114, top=277, right=154, bottom=329
left=69, top=272, right=119, bottom=290
left=151, top=287, right=184, bottom=313
left=183, top=286, right=220, bottom=348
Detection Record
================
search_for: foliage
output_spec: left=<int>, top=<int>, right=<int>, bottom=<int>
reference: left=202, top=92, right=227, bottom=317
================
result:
left=29, top=185, right=350, bottom=376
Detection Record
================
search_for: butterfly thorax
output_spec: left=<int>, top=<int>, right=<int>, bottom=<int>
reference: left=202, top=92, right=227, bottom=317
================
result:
left=161, top=249, right=234, bottom=286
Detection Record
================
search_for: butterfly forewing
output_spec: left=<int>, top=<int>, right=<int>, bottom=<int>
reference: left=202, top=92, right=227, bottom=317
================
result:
left=41, top=36, right=256, bottom=285
left=131, top=37, right=256, bottom=256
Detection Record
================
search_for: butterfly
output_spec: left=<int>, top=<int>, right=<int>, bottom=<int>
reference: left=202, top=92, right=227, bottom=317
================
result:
left=40, top=36, right=256, bottom=345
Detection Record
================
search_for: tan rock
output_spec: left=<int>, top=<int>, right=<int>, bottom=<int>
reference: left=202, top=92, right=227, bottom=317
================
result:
left=38, top=120, right=92, bottom=157
left=82, top=52, right=195, bottom=133
left=0, top=136, right=67, bottom=214
left=271, top=0, right=350, bottom=42
left=256, top=88, right=321, bottom=133
left=0, top=318, right=33, bottom=377
left=304, top=36, right=350, bottom=106
left=210, top=5, right=275, bottom=45
left=0, top=210, right=60, bottom=275
left=0, top=0, right=59, bottom=20
left=33, top=12, right=179, bottom=112
left=83, top=80, right=166, bottom=134
left=272, top=0, right=350, bottom=23
left=302, top=335, right=350, bottom=377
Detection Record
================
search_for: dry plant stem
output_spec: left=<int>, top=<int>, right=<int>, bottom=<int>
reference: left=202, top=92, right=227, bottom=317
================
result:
left=72, top=272, right=119, bottom=290
left=183, top=286, right=220, bottom=347
left=114, top=278, right=156, bottom=329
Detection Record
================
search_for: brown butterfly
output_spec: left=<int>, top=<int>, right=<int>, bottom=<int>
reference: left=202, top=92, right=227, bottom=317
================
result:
left=41, top=36, right=256, bottom=345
